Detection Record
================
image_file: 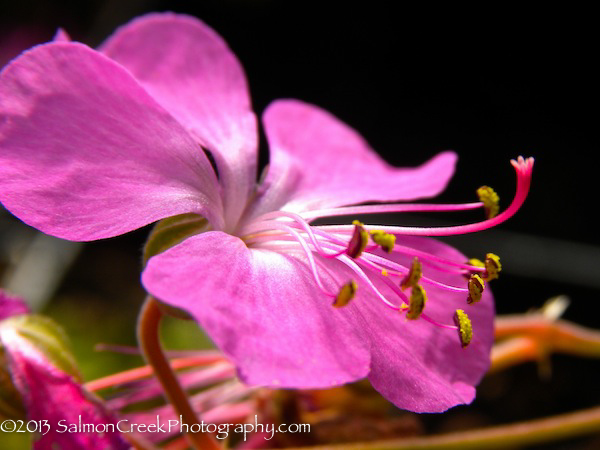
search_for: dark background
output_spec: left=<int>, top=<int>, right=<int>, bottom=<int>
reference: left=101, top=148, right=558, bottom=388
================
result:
left=1, top=1, right=599, bottom=448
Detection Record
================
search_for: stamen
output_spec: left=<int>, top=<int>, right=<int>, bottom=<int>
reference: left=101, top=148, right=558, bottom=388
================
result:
left=484, top=253, right=502, bottom=281
left=400, top=257, right=422, bottom=290
left=370, top=230, right=396, bottom=253
left=316, top=156, right=534, bottom=237
left=333, top=280, right=358, bottom=307
left=238, top=158, right=531, bottom=348
left=341, top=248, right=470, bottom=294
left=379, top=273, right=464, bottom=332
left=406, top=285, right=427, bottom=320
left=467, top=274, right=485, bottom=304
left=454, top=309, right=473, bottom=347
left=338, top=254, right=400, bottom=309
left=346, top=220, right=369, bottom=258
left=477, top=185, right=500, bottom=219
left=389, top=244, right=486, bottom=275
left=299, top=201, right=484, bottom=222
left=241, top=210, right=341, bottom=257
left=262, top=223, right=337, bottom=298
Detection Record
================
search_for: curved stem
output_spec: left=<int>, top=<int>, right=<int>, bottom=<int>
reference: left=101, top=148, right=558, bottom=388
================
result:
left=137, top=296, right=221, bottom=450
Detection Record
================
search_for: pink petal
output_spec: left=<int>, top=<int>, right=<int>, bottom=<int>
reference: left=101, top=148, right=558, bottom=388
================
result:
left=363, top=236, right=494, bottom=412
left=142, top=232, right=494, bottom=412
left=142, top=231, right=371, bottom=387
left=0, top=42, right=223, bottom=241
left=100, top=13, right=258, bottom=227
left=257, top=99, right=457, bottom=214
left=2, top=330, right=129, bottom=449
left=143, top=233, right=493, bottom=412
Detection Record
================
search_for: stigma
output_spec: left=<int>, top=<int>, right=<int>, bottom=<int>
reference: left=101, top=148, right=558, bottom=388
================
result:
left=240, top=157, right=534, bottom=348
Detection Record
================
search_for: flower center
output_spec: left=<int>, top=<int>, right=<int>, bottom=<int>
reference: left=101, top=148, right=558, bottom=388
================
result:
left=239, top=157, right=534, bottom=348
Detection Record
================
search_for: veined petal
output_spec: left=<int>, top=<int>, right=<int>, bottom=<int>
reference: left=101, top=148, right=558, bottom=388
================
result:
left=2, top=329, right=129, bottom=449
left=100, top=13, right=258, bottom=229
left=287, top=234, right=493, bottom=412
left=256, top=99, right=457, bottom=215
left=0, top=42, right=223, bottom=240
left=142, top=231, right=493, bottom=412
left=142, top=231, right=371, bottom=388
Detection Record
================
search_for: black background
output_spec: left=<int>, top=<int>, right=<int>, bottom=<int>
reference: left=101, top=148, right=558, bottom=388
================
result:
left=1, top=1, right=599, bottom=448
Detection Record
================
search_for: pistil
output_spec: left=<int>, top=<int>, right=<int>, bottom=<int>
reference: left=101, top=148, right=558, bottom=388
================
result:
left=238, top=157, right=533, bottom=348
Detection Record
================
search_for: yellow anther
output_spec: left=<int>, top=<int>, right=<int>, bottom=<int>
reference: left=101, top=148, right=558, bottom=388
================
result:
left=333, top=280, right=357, bottom=308
left=484, top=253, right=502, bottom=281
left=406, top=285, right=427, bottom=320
left=454, top=309, right=473, bottom=348
left=467, top=274, right=485, bottom=304
left=370, top=230, right=396, bottom=253
left=400, top=257, right=422, bottom=290
left=381, top=269, right=389, bottom=277
left=346, top=221, right=369, bottom=259
left=477, top=185, right=500, bottom=219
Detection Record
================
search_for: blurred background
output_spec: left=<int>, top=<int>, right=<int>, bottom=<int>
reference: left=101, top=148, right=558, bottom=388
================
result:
left=1, top=1, right=598, bottom=448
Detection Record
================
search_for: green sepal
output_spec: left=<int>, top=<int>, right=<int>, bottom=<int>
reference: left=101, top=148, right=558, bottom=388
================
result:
left=143, top=213, right=210, bottom=320
left=1, top=314, right=81, bottom=381
left=143, top=213, right=209, bottom=265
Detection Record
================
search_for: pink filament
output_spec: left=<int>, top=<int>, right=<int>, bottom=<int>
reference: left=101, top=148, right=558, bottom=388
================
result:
left=237, top=157, right=533, bottom=335
left=301, top=201, right=484, bottom=222
left=319, top=156, right=534, bottom=236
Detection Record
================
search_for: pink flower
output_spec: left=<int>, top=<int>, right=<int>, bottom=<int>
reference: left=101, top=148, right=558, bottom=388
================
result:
left=0, top=13, right=533, bottom=412
left=0, top=290, right=129, bottom=449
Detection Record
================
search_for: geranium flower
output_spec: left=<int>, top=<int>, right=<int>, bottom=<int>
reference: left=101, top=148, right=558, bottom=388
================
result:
left=0, top=13, right=533, bottom=412
left=0, top=290, right=129, bottom=449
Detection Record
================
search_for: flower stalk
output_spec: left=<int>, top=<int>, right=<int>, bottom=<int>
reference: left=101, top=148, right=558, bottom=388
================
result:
left=137, top=296, right=222, bottom=450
